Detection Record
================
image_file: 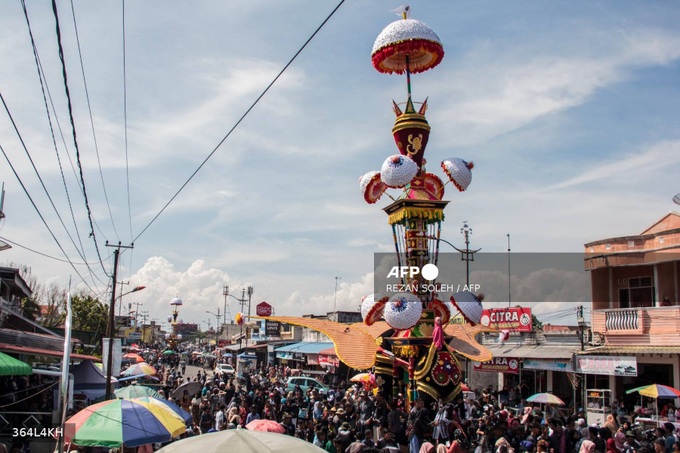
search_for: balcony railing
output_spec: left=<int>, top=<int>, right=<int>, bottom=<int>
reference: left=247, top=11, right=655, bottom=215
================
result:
left=592, top=306, right=680, bottom=344
left=605, top=309, right=640, bottom=331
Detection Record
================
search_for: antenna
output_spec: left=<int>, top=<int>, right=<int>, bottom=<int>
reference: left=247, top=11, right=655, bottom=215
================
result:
left=507, top=233, right=511, bottom=308
left=334, top=276, right=342, bottom=312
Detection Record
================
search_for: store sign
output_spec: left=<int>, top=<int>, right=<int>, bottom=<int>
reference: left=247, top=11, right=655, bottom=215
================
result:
left=474, top=357, right=519, bottom=374
left=480, top=307, right=532, bottom=332
left=523, top=359, right=574, bottom=372
left=256, top=301, right=272, bottom=316
left=319, top=354, right=340, bottom=367
left=575, top=355, right=637, bottom=376
left=265, top=320, right=280, bottom=337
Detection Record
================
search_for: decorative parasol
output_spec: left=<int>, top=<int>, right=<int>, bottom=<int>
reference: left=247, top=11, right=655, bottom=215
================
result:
left=245, top=419, right=286, bottom=434
left=526, top=392, right=565, bottom=405
left=64, top=398, right=186, bottom=447
left=371, top=8, right=444, bottom=76
left=628, top=384, right=680, bottom=399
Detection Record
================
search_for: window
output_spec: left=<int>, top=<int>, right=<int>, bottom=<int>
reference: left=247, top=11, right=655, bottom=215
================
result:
left=619, top=276, right=655, bottom=308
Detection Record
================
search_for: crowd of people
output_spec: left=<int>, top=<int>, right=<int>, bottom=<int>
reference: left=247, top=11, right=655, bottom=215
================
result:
left=153, top=363, right=680, bottom=453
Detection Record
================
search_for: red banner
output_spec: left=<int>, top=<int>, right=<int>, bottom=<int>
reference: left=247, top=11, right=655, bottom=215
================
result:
left=474, top=357, right=520, bottom=374
left=480, top=307, right=532, bottom=332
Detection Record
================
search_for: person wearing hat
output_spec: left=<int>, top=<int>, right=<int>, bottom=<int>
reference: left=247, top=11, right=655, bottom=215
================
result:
left=281, top=412, right=295, bottom=436
left=621, top=430, right=638, bottom=453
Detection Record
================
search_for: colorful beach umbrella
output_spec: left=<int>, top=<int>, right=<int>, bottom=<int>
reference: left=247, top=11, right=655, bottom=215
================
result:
left=114, top=385, right=162, bottom=399
left=131, top=397, right=192, bottom=424
left=527, top=392, right=565, bottom=405
left=633, top=384, right=680, bottom=399
left=64, top=399, right=186, bottom=447
left=122, top=362, right=157, bottom=377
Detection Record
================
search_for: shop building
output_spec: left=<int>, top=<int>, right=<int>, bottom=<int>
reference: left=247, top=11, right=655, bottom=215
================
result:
left=580, top=212, right=680, bottom=408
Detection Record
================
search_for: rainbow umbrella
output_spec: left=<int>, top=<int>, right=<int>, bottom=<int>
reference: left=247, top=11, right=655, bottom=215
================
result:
left=114, top=385, right=162, bottom=399
left=122, top=362, right=157, bottom=377
left=630, top=384, right=680, bottom=399
left=64, top=399, right=185, bottom=447
left=131, top=397, right=192, bottom=424
left=527, top=392, right=565, bottom=405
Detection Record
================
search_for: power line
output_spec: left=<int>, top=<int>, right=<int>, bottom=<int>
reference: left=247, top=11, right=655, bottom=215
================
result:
left=132, top=0, right=347, bottom=244
left=0, top=141, right=96, bottom=295
left=20, top=0, right=102, bottom=289
left=68, top=0, right=121, bottom=242
left=0, top=236, right=102, bottom=267
left=121, top=0, right=133, bottom=244
left=50, top=0, right=108, bottom=277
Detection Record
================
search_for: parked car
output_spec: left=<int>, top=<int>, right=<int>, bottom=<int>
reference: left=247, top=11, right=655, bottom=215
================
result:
left=286, top=376, right=329, bottom=394
left=214, top=363, right=235, bottom=376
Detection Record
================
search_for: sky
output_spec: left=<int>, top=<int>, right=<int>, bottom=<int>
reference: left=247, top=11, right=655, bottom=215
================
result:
left=0, top=1, right=679, bottom=330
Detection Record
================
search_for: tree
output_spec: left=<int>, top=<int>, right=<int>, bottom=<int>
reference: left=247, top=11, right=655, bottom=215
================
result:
left=70, top=293, right=108, bottom=340
left=40, top=283, right=66, bottom=328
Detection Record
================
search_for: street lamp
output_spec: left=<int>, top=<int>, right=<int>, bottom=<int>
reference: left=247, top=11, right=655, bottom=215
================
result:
left=223, top=285, right=253, bottom=351
left=105, top=285, right=145, bottom=400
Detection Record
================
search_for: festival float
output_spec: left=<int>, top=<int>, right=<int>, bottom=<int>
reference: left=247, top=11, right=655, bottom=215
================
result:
left=255, top=7, right=492, bottom=405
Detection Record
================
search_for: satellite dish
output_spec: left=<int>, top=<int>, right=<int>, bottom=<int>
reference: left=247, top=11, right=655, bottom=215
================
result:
left=674, top=193, right=680, bottom=206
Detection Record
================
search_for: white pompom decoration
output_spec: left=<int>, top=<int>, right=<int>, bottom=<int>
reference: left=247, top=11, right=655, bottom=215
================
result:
left=381, top=154, right=419, bottom=188
left=450, top=291, right=483, bottom=324
left=441, top=157, right=473, bottom=192
left=383, top=293, right=423, bottom=330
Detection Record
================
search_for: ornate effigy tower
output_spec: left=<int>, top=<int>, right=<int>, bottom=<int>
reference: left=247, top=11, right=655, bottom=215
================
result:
left=358, top=7, right=483, bottom=404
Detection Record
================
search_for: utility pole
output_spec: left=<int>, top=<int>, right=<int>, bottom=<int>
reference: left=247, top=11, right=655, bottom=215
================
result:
left=105, top=242, right=133, bottom=401
left=577, top=305, right=585, bottom=351
left=133, top=301, right=143, bottom=329
left=507, top=234, right=511, bottom=308
left=453, top=221, right=481, bottom=287
left=116, top=281, right=129, bottom=316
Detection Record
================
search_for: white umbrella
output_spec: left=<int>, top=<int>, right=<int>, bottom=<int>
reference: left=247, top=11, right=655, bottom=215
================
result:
left=157, top=428, right=325, bottom=453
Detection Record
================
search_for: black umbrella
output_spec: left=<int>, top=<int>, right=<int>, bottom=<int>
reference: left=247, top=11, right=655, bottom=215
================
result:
left=171, top=381, right=202, bottom=399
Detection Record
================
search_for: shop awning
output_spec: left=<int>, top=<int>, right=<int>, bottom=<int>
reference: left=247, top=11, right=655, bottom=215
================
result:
left=576, top=345, right=680, bottom=355
left=483, top=343, right=576, bottom=360
left=0, top=351, right=32, bottom=375
left=275, top=342, right=333, bottom=354
left=0, top=342, right=101, bottom=362
left=319, top=347, right=337, bottom=356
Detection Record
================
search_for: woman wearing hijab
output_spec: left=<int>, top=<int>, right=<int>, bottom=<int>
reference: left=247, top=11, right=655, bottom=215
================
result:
left=579, top=440, right=596, bottom=453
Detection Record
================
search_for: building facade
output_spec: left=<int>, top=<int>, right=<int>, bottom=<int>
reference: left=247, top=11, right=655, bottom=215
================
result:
left=581, top=212, right=680, bottom=408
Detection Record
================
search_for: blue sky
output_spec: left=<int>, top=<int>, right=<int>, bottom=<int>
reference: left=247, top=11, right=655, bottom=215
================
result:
left=1, top=1, right=679, bottom=328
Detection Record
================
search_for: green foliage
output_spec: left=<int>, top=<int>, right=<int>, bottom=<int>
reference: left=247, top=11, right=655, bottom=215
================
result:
left=532, top=314, right=543, bottom=331
left=70, top=293, right=108, bottom=336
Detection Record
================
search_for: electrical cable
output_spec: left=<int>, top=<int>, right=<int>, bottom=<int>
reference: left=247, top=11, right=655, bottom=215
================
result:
left=20, top=0, right=105, bottom=289
left=68, top=0, right=121, bottom=242
left=132, top=0, right=347, bottom=244
left=0, top=236, right=100, bottom=266
left=0, top=141, right=96, bottom=295
left=50, top=0, right=109, bottom=277
left=121, top=0, right=133, bottom=244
